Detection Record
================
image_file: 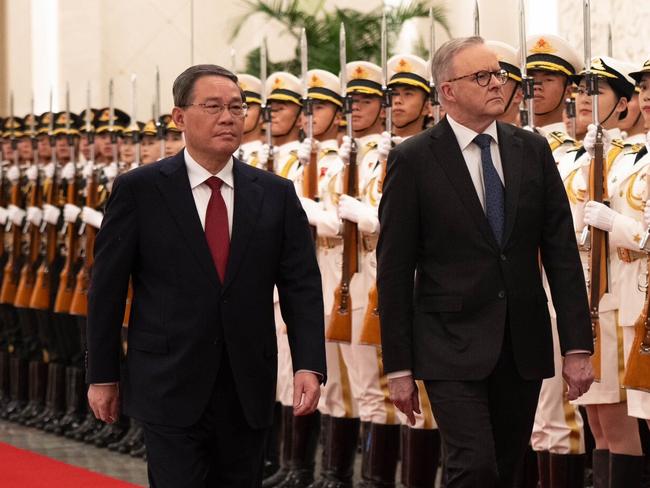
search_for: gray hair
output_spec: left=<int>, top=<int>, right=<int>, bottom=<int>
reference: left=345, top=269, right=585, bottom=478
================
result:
left=431, top=36, right=485, bottom=87
left=173, top=64, right=244, bottom=107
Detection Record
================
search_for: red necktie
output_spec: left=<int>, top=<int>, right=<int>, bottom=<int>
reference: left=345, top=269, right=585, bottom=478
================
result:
left=204, top=176, right=230, bottom=282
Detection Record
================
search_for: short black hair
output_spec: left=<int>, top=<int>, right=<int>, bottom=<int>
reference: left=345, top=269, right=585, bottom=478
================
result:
left=173, top=64, right=246, bottom=107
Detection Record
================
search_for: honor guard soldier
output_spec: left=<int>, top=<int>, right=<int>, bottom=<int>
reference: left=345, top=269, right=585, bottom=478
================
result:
left=486, top=41, right=523, bottom=126
left=261, top=71, right=307, bottom=488
left=520, top=34, right=588, bottom=485
left=335, top=60, right=404, bottom=487
left=120, top=121, right=144, bottom=169
left=140, top=119, right=161, bottom=164
left=619, top=62, right=646, bottom=144
left=297, top=68, right=364, bottom=488
left=237, top=74, right=267, bottom=168
left=526, top=34, right=583, bottom=161
left=162, top=116, right=184, bottom=158
left=580, top=58, right=650, bottom=487
left=382, top=53, right=441, bottom=488
left=558, top=56, right=640, bottom=488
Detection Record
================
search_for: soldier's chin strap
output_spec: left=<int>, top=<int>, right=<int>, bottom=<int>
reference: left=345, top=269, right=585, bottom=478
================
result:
left=313, top=110, right=340, bottom=139
left=272, top=106, right=303, bottom=138
left=599, top=100, right=620, bottom=126
left=392, top=98, right=428, bottom=130
left=503, top=82, right=520, bottom=114
left=535, top=78, right=570, bottom=117
left=354, top=105, right=383, bottom=134
left=243, top=110, right=263, bottom=136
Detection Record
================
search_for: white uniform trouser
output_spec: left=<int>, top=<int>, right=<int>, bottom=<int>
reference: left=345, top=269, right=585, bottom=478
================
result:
left=531, top=314, right=585, bottom=454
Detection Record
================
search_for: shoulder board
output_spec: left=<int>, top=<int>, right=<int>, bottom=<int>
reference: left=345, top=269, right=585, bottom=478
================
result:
left=611, top=139, right=627, bottom=149
left=364, top=141, right=378, bottom=151
left=629, top=143, right=646, bottom=154
left=566, top=141, right=584, bottom=154
left=548, top=131, right=575, bottom=145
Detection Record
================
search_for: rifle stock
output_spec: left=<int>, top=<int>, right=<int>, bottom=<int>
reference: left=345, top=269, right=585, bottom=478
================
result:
left=53, top=176, right=78, bottom=314
left=623, top=257, right=650, bottom=391
left=588, top=128, right=607, bottom=381
left=70, top=167, right=97, bottom=317
left=326, top=143, right=358, bottom=343
left=30, top=176, right=58, bottom=310
left=0, top=179, right=23, bottom=305
left=359, top=285, right=381, bottom=346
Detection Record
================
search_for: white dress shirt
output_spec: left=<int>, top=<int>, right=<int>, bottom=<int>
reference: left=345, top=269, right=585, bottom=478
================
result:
left=446, top=114, right=504, bottom=210
left=184, top=148, right=234, bottom=234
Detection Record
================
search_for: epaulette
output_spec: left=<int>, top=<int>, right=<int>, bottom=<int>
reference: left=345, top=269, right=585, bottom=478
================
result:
left=364, top=141, right=378, bottom=151
left=548, top=131, right=575, bottom=145
left=566, top=141, right=584, bottom=154
left=628, top=143, right=646, bottom=154
left=611, top=139, right=627, bottom=149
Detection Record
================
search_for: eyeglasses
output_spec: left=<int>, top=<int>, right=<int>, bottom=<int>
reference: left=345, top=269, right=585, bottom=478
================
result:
left=446, top=69, right=509, bottom=87
left=182, top=102, right=248, bottom=118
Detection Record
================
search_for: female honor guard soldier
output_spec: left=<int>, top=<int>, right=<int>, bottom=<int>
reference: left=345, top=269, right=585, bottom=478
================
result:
left=558, top=56, right=641, bottom=488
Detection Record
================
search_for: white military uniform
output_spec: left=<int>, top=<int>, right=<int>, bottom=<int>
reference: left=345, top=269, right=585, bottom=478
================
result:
left=558, top=129, right=629, bottom=406
left=532, top=122, right=586, bottom=454
left=239, top=139, right=264, bottom=168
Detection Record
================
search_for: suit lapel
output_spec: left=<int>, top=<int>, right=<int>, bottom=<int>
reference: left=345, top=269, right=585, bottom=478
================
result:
left=497, top=122, right=523, bottom=247
left=222, top=160, right=264, bottom=292
left=430, top=119, right=499, bottom=250
left=156, top=153, right=221, bottom=289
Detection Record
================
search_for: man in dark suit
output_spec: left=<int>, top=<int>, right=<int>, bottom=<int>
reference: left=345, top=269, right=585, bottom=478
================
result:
left=86, top=64, right=326, bottom=487
left=376, top=37, right=594, bottom=487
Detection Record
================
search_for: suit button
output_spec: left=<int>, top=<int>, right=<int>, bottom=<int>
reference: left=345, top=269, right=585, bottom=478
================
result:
left=500, top=254, right=507, bottom=261
left=498, top=290, right=506, bottom=299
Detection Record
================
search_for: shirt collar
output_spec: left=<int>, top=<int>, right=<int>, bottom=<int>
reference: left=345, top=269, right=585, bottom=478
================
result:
left=184, top=148, right=234, bottom=190
left=447, top=114, right=499, bottom=151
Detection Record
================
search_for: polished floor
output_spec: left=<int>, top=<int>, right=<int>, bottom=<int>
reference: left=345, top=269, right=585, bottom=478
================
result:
left=0, top=419, right=148, bottom=486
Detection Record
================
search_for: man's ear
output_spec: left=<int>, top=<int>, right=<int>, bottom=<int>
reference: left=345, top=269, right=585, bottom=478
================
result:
left=439, top=82, right=455, bottom=104
left=172, top=107, right=185, bottom=131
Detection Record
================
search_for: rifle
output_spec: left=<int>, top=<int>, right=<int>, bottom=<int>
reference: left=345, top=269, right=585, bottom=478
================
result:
left=565, top=96, right=577, bottom=140
left=583, top=0, right=606, bottom=381
left=474, top=0, right=480, bottom=36
left=31, top=88, right=63, bottom=310
left=0, top=94, right=23, bottom=305
left=300, top=28, right=318, bottom=238
left=69, top=81, right=107, bottom=317
left=428, top=7, right=441, bottom=125
left=359, top=14, right=391, bottom=346
left=13, top=98, right=41, bottom=309
left=260, top=37, right=274, bottom=173
left=326, top=23, right=358, bottom=343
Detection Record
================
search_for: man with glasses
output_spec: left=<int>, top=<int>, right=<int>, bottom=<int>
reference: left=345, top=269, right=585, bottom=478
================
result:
left=377, top=37, right=594, bottom=487
left=85, top=64, right=326, bottom=487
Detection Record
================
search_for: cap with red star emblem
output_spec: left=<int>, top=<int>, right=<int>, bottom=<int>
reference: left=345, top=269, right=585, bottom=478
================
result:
left=526, top=34, right=582, bottom=77
left=387, top=54, right=430, bottom=93
left=346, top=61, right=383, bottom=97
left=265, top=72, right=302, bottom=107
left=306, top=69, right=342, bottom=107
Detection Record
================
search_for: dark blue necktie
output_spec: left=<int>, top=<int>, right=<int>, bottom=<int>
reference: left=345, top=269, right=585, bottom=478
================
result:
left=473, top=134, right=505, bottom=245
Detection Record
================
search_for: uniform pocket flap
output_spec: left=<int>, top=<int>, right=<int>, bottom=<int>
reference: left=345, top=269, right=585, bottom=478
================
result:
left=416, top=295, right=463, bottom=312
left=128, top=329, right=168, bottom=354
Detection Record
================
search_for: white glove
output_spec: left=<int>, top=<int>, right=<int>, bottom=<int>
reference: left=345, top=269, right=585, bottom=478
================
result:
left=26, top=206, right=43, bottom=227
left=338, top=194, right=379, bottom=234
left=80, top=206, right=103, bottom=229
left=339, top=136, right=351, bottom=164
left=0, top=207, right=8, bottom=226
left=8, top=204, right=25, bottom=227
left=258, top=144, right=270, bottom=168
left=6, top=165, right=20, bottom=183
left=299, top=197, right=322, bottom=226
left=42, top=204, right=61, bottom=225
left=82, top=161, right=95, bottom=179
left=103, top=162, right=118, bottom=182
left=25, top=165, right=39, bottom=182
left=377, top=131, right=392, bottom=162
left=391, top=135, right=405, bottom=146
left=583, top=124, right=612, bottom=158
left=61, top=162, right=76, bottom=180
left=584, top=200, right=617, bottom=232
left=63, top=203, right=81, bottom=224
left=43, top=162, right=56, bottom=179
left=298, top=138, right=316, bottom=165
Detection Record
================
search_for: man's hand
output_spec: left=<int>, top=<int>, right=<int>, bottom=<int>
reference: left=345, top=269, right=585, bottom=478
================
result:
left=388, top=375, right=420, bottom=426
left=293, top=371, right=320, bottom=416
left=88, top=384, right=120, bottom=424
left=563, top=353, right=594, bottom=401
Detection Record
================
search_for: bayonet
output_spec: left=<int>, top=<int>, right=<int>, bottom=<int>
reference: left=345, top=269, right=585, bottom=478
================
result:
left=429, top=7, right=440, bottom=124
left=130, top=73, right=141, bottom=167
left=518, top=0, right=535, bottom=129
left=260, top=37, right=273, bottom=172
left=108, top=78, right=118, bottom=164
left=381, top=12, right=392, bottom=135
left=155, top=66, right=165, bottom=159
left=474, top=0, right=480, bottom=36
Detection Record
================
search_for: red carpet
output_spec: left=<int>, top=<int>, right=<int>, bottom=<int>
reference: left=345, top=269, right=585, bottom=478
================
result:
left=0, top=442, right=142, bottom=487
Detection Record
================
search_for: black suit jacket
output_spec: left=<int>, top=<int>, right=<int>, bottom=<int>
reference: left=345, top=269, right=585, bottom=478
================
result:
left=377, top=118, right=592, bottom=381
left=86, top=152, right=326, bottom=429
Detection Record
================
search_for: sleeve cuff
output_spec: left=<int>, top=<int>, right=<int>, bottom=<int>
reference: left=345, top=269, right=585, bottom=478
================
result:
left=386, top=370, right=413, bottom=380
